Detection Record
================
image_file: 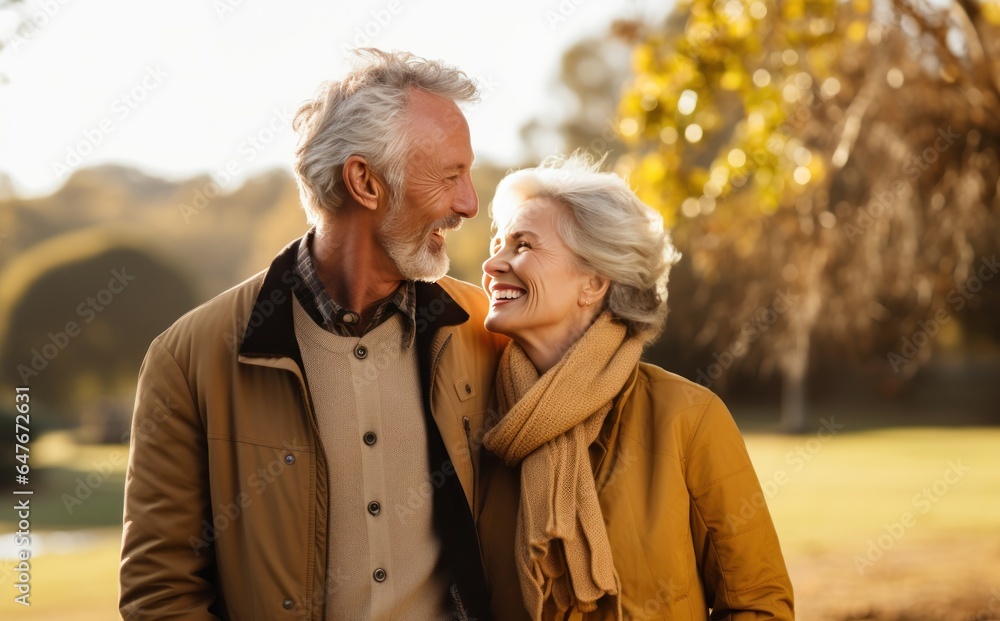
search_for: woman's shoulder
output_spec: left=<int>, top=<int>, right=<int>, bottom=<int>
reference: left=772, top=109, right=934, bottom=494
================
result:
left=616, top=362, right=736, bottom=448
left=631, top=362, right=720, bottom=412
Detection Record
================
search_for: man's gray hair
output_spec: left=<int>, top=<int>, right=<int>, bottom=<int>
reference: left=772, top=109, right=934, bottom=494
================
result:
left=491, top=153, right=681, bottom=343
left=292, top=49, right=479, bottom=231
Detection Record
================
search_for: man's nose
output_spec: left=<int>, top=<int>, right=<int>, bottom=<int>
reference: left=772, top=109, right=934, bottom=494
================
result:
left=453, top=174, right=479, bottom=219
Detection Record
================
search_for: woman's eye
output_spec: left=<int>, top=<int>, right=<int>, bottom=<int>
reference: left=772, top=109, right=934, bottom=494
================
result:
left=516, top=241, right=531, bottom=252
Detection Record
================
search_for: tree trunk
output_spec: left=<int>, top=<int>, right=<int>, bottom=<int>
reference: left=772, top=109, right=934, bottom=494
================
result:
left=780, top=368, right=807, bottom=433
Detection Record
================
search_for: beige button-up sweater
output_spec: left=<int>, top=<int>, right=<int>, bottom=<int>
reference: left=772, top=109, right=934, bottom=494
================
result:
left=294, top=296, right=451, bottom=620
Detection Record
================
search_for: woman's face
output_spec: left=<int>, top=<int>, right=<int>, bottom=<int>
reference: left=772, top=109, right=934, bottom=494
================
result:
left=482, top=198, right=598, bottom=348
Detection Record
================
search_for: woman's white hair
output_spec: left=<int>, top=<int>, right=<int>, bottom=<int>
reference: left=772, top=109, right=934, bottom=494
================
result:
left=292, top=48, right=478, bottom=231
left=491, top=153, right=681, bottom=343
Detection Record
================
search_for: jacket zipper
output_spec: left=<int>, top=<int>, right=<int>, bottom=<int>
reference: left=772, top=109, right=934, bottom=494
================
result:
left=430, top=333, right=488, bottom=612
left=462, top=416, right=477, bottom=516
left=450, top=581, right=470, bottom=621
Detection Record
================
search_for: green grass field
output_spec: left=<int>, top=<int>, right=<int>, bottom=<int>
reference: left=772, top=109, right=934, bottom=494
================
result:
left=2, top=427, right=997, bottom=620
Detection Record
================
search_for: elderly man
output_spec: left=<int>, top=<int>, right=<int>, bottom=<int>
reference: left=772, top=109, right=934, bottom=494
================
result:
left=119, top=49, right=505, bottom=620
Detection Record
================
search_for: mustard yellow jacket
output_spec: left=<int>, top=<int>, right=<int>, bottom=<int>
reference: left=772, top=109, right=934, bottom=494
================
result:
left=477, top=362, right=794, bottom=620
left=119, top=239, right=506, bottom=620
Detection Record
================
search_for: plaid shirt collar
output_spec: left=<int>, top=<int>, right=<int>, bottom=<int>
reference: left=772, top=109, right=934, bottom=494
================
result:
left=292, top=229, right=416, bottom=348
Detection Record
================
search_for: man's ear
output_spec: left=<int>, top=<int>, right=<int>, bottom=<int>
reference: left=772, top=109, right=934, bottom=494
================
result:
left=343, top=155, right=385, bottom=212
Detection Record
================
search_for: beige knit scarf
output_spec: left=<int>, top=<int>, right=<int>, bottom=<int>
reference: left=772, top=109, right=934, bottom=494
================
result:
left=483, top=311, right=643, bottom=621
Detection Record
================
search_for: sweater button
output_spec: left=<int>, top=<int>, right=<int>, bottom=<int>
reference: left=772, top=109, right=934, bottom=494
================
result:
left=363, top=432, right=377, bottom=446
left=282, top=598, right=293, bottom=609
left=355, top=344, right=368, bottom=359
left=373, top=568, right=387, bottom=583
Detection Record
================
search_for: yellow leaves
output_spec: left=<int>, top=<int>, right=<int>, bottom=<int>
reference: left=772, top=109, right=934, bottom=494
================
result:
left=720, top=67, right=744, bottom=90
left=805, top=156, right=826, bottom=185
left=846, top=20, right=867, bottom=42
left=726, top=14, right=754, bottom=40
left=639, top=74, right=663, bottom=98
left=628, top=152, right=670, bottom=215
left=617, top=0, right=861, bottom=237
left=619, top=92, right=645, bottom=125
left=807, top=17, right=834, bottom=37
left=678, top=89, right=699, bottom=114
left=631, top=43, right=656, bottom=74
left=667, top=54, right=701, bottom=88
left=622, top=151, right=685, bottom=227
left=686, top=21, right=719, bottom=49
left=783, top=0, right=805, bottom=21
left=638, top=153, right=668, bottom=185
left=619, top=118, right=640, bottom=137
left=805, top=45, right=833, bottom=74
left=695, top=108, right=723, bottom=132
left=982, top=1, right=1000, bottom=25
left=685, top=124, right=705, bottom=143
left=752, top=68, right=772, bottom=87
left=759, top=197, right=780, bottom=215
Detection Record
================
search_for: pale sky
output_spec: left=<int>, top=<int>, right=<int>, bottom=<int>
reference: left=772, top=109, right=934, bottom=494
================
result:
left=0, top=0, right=669, bottom=198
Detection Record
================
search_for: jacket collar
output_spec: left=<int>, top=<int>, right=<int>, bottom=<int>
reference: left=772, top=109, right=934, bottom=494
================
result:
left=592, top=363, right=641, bottom=485
left=238, top=235, right=470, bottom=364
left=607, top=363, right=641, bottom=434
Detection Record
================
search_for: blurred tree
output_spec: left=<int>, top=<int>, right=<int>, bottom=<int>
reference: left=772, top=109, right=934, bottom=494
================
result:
left=520, top=31, right=633, bottom=162
left=240, top=169, right=312, bottom=279
left=0, top=228, right=199, bottom=434
left=0, top=165, right=307, bottom=296
left=616, top=0, right=1000, bottom=430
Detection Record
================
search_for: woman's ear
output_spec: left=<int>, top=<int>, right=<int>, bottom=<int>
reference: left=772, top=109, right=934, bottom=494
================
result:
left=581, top=274, right=610, bottom=306
left=343, top=155, right=385, bottom=212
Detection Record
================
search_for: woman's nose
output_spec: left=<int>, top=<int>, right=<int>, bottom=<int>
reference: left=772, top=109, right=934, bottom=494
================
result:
left=482, top=252, right=508, bottom=277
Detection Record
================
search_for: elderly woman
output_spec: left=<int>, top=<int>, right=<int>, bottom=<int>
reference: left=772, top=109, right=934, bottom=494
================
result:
left=477, top=154, right=794, bottom=621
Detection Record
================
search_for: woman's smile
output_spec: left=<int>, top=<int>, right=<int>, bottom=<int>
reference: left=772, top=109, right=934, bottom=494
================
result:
left=490, top=284, right=528, bottom=306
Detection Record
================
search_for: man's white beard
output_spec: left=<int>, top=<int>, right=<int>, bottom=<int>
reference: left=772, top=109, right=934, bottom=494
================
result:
left=379, top=198, right=461, bottom=282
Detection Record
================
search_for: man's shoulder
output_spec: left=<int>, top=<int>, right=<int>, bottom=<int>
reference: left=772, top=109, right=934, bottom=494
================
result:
left=437, top=276, right=488, bottom=313
left=436, top=276, right=507, bottom=349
